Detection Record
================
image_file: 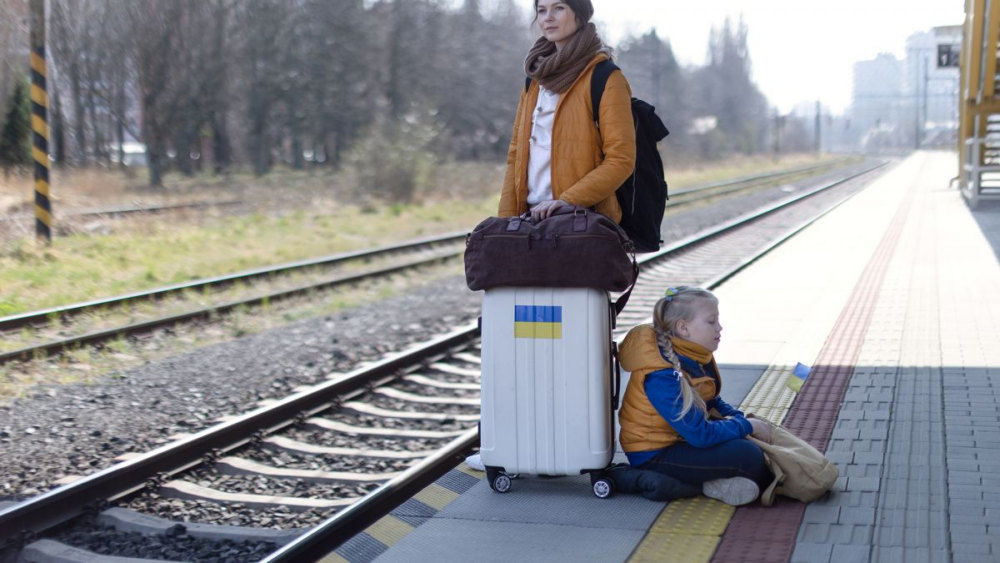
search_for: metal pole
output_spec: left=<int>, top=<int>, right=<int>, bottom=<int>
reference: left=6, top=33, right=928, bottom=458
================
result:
left=922, top=56, right=929, bottom=149
left=772, top=109, right=778, bottom=161
left=815, top=100, right=822, bottom=154
left=652, top=28, right=661, bottom=106
left=30, top=0, right=52, bottom=244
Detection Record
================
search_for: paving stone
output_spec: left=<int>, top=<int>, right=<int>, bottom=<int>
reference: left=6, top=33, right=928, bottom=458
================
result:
left=950, top=523, right=988, bottom=535
left=951, top=532, right=995, bottom=546
left=838, top=507, right=876, bottom=526
left=811, top=490, right=879, bottom=509
left=803, top=505, right=841, bottom=524
left=830, top=544, right=871, bottom=563
left=825, top=451, right=855, bottom=465
left=846, top=477, right=880, bottom=492
left=852, top=452, right=885, bottom=465
left=951, top=541, right=992, bottom=555
left=790, top=543, right=833, bottom=563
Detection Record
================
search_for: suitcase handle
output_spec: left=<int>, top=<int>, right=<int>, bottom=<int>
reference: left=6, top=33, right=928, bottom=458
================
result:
left=611, top=341, right=622, bottom=411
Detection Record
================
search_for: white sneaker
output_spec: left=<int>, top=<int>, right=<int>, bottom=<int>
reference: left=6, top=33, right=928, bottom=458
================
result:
left=465, top=453, right=485, bottom=472
left=702, top=477, right=759, bottom=506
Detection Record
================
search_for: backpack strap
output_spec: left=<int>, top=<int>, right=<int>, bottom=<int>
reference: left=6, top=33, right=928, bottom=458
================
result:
left=590, top=59, right=619, bottom=128
left=524, top=76, right=532, bottom=92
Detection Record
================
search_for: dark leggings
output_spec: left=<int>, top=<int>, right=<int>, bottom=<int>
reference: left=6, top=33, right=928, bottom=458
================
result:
left=638, top=438, right=772, bottom=491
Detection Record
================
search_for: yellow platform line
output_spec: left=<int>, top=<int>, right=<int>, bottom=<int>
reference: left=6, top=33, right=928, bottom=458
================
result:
left=627, top=364, right=799, bottom=563
left=455, top=462, right=485, bottom=478
left=413, top=483, right=460, bottom=511
left=318, top=468, right=474, bottom=562
left=365, top=515, right=415, bottom=547
left=318, top=552, right=351, bottom=563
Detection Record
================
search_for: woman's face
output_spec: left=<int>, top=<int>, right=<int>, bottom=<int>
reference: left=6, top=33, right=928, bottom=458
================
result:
left=536, top=1, right=580, bottom=50
left=678, top=300, right=723, bottom=352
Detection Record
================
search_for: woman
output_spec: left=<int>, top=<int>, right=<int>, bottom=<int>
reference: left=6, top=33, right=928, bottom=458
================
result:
left=499, top=0, right=636, bottom=223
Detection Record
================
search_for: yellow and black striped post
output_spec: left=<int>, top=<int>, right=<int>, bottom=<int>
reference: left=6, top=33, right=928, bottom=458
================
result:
left=30, top=0, right=52, bottom=243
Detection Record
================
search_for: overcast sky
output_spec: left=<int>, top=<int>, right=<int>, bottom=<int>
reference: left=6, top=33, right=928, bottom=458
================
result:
left=512, top=0, right=965, bottom=114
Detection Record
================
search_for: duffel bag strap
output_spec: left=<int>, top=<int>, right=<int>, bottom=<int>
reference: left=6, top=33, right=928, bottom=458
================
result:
left=613, top=252, right=640, bottom=317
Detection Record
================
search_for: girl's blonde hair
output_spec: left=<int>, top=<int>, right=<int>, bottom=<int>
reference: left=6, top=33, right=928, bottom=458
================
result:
left=652, top=286, right=718, bottom=420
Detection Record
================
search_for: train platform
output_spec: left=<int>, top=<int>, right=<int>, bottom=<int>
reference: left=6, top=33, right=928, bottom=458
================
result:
left=317, top=151, right=1000, bottom=563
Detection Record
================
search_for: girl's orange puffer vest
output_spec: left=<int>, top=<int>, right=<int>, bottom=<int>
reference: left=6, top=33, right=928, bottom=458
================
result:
left=618, top=325, right=723, bottom=453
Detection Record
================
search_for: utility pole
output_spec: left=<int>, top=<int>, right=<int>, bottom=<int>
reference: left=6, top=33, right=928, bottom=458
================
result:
left=772, top=109, right=782, bottom=162
left=815, top=100, right=822, bottom=155
left=30, top=0, right=52, bottom=244
left=652, top=29, right=661, bottom=106
left=922, top=56, right=929, bottom=150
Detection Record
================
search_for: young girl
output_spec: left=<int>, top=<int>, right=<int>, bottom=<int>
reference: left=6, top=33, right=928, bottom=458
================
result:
left=617, top=286, right=773, bottom=506
left=498, top=0, right=636, bottom=224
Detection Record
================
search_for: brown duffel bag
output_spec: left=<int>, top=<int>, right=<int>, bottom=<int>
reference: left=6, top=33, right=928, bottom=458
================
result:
left=465, top=206, right=638, bottom=297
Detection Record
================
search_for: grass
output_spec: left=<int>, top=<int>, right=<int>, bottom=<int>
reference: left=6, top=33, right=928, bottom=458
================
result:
left=0, top=153, right=841, bottom=317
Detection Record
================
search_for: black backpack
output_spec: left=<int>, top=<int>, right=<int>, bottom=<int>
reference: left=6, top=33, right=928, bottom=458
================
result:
left=524, top=60, right=670, bottom=253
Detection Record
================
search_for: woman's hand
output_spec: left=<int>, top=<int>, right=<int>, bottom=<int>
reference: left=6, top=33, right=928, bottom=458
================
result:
left=748, top=418, right=772, bottom=443
left=530, top=199, right=571, bottom=222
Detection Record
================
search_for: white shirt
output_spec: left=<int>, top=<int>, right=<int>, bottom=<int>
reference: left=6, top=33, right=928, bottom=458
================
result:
left=526, top=86, right=560, bottom=206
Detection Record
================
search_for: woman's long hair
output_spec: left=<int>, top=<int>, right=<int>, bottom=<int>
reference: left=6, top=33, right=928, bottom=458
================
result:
left=653, top=286, right=718, bottom=420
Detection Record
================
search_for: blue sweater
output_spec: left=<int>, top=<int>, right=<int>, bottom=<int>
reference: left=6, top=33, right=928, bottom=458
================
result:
left=626, top=356, right=752, bottom=467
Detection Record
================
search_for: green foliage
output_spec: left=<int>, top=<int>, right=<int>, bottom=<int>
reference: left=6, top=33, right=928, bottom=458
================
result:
left=0, top=80, right=32, bottom=172
left=348, top=110, right=442, bottom=204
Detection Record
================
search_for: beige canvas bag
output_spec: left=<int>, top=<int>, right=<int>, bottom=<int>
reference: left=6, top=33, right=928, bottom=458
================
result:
left=746, top=418, right=839, bottom=506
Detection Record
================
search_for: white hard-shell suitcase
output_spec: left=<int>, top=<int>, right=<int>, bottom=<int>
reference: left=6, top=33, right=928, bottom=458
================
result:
left=479, top=287, right=620, bottom=498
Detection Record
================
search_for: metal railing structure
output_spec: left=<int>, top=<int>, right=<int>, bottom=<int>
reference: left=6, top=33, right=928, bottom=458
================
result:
left=959, top=0, right=1000, bottom=207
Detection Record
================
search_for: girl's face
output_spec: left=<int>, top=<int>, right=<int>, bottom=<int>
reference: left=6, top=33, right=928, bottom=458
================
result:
left=677, top=300, right=723, bottom=352
left=536, top=1, right=580, bottom=50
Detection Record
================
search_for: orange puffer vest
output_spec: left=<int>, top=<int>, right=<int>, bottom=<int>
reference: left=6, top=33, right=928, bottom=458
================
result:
left=618, top=325, right=722, bottom=453
left=499, top=53, right=636, bottom=223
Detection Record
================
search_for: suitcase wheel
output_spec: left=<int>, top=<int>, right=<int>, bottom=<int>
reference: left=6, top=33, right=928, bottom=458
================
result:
left=592, top=477, right=614, bottom=499
left=490, top=473, right=512, bottom=494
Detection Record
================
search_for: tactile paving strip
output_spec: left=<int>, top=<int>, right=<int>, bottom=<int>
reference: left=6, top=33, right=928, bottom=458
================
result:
left=739, top=365, right=797, bottom=424
left=709, top=185, right=916, bottom=563
left=318, top=465, right=481, bottom=563
left=629, top=498, right=736, bottom=563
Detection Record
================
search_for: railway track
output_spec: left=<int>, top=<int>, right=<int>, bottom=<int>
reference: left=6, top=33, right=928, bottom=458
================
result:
left=0, top=159, right=888, bottom=563
left=0, top=159, right=854, bottom=369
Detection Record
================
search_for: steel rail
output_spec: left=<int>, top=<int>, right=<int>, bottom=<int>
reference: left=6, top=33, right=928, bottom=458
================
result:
left=0, top=324, right=481, bottom=545
left=0, top=160, right=887, bottom=552
left=0, top=249, right=463, bottom=365
left=260, top=160, right=888, bottom=562
left=668, top=158, right=849, bottom=198
left=664, top=160, right=849, bottom=209
left=0, top=231, right=467, bottom=334
left=260, top=429, right=479, bottom=563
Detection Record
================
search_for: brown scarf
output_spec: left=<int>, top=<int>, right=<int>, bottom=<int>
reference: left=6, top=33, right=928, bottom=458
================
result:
left=524, top=23, right=604, bottom=94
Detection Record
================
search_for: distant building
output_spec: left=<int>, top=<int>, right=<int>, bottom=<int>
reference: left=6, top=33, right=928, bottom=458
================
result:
left=904, top=26, right=961, bottom=147
left=851, top=54, right=906, bottom=150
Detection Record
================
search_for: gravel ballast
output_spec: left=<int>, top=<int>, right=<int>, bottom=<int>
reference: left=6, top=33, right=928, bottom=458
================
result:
left=51, top=520, right=278, bottom=563
left=0, top=274, right=480, bottom=501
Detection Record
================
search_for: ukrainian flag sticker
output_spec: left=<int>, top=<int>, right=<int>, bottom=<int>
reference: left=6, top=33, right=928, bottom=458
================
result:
left=514, top=305, right=563, bottom=339
left=786, top=362, right=812, bottom=392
